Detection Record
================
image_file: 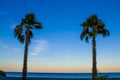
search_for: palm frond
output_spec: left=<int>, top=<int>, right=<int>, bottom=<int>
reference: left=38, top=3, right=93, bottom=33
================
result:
left=97, top=28, right=103, bottom=34
left=14, top=25, right=23, bottom=37
left=85, top=36, right=89, bottom=43
left=97, top=20, right=105, bottom=28
left=102, top=29, right=110, bottom=37
left=80, top=22, right=88, bottom=27
left=80, top=31, right=86, bottom=40
left=17, top=34, right=25, bottom=43
left=97, top=28, right=110, bottom=37
left=19, top=35, right=25, bottom=43
left=80, top=27, right=89, bottom=40
left=33, top=21, right=42, bottom=29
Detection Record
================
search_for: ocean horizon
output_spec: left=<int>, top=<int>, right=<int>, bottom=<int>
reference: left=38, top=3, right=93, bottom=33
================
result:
left=6, top=72, right=120, bottom=78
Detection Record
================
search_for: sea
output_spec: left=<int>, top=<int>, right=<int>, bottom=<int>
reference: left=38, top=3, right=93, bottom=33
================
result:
left=6, top=72, right=120, bottom=78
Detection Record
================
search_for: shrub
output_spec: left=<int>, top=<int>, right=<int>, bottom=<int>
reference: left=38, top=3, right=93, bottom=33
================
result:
left=0, top=70, right=6, bottom=77
left=92, top=75, right=108, bottom=80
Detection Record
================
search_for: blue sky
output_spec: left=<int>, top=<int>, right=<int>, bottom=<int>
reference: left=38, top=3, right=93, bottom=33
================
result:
left=0, top=0, right=120, bottom=72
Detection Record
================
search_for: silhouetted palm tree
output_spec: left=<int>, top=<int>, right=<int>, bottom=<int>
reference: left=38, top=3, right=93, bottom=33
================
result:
left=80, top=15, right=110, bottom=79
left=14, top=13, right=42, bottom=80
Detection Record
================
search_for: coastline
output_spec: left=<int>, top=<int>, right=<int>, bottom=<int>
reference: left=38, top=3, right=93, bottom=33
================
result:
left=6, top=77, right=120, bottom=80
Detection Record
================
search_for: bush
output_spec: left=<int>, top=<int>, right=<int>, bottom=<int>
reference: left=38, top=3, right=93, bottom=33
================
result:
left=0, top=70, right=6, bottom=77
left=92, top=75, right=108, bottom=80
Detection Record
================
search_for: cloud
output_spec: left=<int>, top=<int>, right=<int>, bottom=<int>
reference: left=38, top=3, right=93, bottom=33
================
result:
left=65, top=53, right=71, bottom=59
left=13, top=48, right=22, bottom=53
left=0, top=40, right=9, bottom=49
left=3, top=45, right=8, bottom=48
left=29, top=39, right=48, bottom=55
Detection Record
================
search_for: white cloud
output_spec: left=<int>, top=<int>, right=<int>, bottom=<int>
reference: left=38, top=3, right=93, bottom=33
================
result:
left=13, top=48, right=22, bottom=52
left=3, top=45, right=8, bottom=48
left=0, top=40, right=9, bottom=48
left=65, top=53, right=71, bottom=59
left=29, top=39, right=48, bottom=55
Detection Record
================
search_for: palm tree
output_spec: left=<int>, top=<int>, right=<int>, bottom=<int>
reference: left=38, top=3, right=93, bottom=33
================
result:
left=80, top=15, right=110, bottom=79
left=14, top=13, right=42, bottom=80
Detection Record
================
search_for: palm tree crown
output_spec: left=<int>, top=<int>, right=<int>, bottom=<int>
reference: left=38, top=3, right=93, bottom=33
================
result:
left=80, top=15, right=110, bottom=42
left=14, top=13, right=42, bottom=44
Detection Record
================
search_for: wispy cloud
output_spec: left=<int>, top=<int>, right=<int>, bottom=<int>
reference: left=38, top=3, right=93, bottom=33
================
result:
left=65, top=53, right=71, bottom=59
left=0, top=40, right=9, bottom=49
left=63, top=46, right=73, bottom=59
left=13, top=48, right=22, bottom=53
left=0, top=40, right=22, bottom=54
left=3, top=45, right=8, bottom=48
left=29, top=39, right=48, bottom=55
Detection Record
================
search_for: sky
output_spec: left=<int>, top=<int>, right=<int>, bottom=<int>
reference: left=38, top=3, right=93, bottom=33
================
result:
left=0, top=0, right=120, bottom=73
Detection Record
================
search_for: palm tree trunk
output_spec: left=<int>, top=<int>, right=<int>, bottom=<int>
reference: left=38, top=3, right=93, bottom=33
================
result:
left=92, top=37, right=97, bottom=79
left=22, top=31, right=29, bottom=80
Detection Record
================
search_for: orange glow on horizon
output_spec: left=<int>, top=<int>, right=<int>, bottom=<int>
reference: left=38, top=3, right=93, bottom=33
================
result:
left=2, top=64, right=120, bottom=73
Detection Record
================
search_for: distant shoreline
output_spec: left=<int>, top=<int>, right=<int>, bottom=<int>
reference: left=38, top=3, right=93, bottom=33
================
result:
left=7, top=77, right=120, bottom=80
